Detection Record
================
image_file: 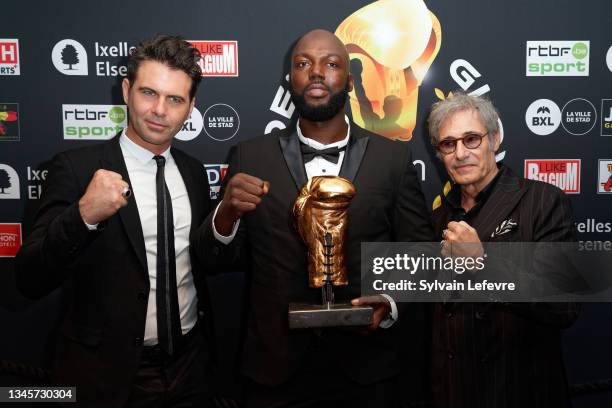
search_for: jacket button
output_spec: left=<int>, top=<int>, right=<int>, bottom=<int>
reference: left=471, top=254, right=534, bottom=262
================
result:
left=137, top=292, right=147, bottom=301
left=134, top=336, right=143, bottom=346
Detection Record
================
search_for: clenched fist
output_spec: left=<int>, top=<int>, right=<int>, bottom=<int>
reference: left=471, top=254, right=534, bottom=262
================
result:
left=214, top=173, right=269, bottom=235
left=440, top=221, right=484, bottom=259
left=78, top=169, right=130, bottom=225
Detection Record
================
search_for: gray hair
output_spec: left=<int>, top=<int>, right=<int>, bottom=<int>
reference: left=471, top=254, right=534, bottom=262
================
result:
left=427, top=92, right=500, bottom=155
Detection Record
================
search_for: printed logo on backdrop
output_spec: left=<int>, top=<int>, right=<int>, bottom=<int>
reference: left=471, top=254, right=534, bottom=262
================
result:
left=606, top=46, right=612, bottom=73
left=526, top=41, right=589, bottom=76
left=561, top=98, right=596, bottom=135
left=0, top=164, right=20, bottom=199
left=0, top=39, right=20, bottom=75
left=0, top=103, right=19, bottom=141
left=203, top=104, right=240, bottom=141
left=52, top=39, right=88, bottom=75
left=598, top=159, right=612, bottom=194
left=601, top=99, right=612, bottom=136
left=175, top=107, right=203, bottom=141
left=0, top=223, right=22, bottom=258
left=204, top=164, right=228, bottom=200
left=27, top=166, right=48, bottom=200
left=335, top=0, right=441, bottom=141
left=525, top=99, right=561, bottom=135
left=63, top=105, right=126, bottom=140
left=524, top=159, right=581, bottom=194
left=52, top=39, right=134, bottom=77
left=189, top=41, right=239, bottom=77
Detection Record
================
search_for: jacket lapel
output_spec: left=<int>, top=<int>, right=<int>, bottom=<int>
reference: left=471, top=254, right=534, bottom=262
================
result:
left=278, top=129, right=308, bottom=190
left=472, top=166, right=528, bottom=241
left=339, top=124, right=369, bottom=182
left=100, top=136, right=147, bottom=271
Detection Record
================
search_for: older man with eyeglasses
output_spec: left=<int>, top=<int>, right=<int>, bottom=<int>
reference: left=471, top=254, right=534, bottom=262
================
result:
left=427, top=92, right=579, bottom=408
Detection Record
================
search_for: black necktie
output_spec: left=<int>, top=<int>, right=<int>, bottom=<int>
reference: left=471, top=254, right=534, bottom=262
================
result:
left=153, top=155, right=182, bottom=355
left=300, top=143, right=345, bottom=164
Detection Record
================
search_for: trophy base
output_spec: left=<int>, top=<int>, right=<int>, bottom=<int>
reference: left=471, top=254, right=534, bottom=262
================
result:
left=288, top=303, right=373, bottom=329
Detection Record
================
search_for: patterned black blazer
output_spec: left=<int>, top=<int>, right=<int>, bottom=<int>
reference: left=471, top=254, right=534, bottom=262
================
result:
left=431, top=165, right=580, bottom=408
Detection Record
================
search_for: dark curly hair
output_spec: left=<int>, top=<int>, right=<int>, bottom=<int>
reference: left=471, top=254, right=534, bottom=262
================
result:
left=127, top=34, right=202, bottom=99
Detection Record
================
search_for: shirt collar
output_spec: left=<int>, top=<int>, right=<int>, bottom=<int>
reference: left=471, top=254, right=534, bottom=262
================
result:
left=296, top=115, right=350, bottom=150
left=445, top=164, right=504, bottom=212
left=120, top=129, right=171, bottom=165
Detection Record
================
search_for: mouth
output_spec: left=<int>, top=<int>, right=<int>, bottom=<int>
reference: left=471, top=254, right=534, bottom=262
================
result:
left=453, top=164, right=477, bottom=173
left=145, top=119, right=168, bottom=131
left=305, top=83, right=329, bottom=98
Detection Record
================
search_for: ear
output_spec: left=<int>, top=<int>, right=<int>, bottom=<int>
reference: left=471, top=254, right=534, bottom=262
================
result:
left=188, top=97, right=195, bottom=116
left=346, top=72, right=354, bottom=93
left=121, top=78, right=130, bottom=105
left=492, top=131, right=501, bottom=152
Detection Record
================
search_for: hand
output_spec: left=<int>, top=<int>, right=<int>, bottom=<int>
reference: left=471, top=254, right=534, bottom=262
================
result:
left=215, top=173, right=269, bottom=235
left=78, top=169, right=130, bottom=225
left=441, top=221, right=484, bottom=259
left=351, top=295, right=392, bottom=333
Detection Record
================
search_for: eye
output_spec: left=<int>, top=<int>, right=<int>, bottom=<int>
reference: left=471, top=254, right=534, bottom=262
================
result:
left=439, top=139, right=456, bottom=150
left=464, top=133, right=484, bottom=148
left=295, top=60, right=310, bottom=68
left=141, top=88, right=155, bottom=97
left=168, top=96, right=184, bottom=105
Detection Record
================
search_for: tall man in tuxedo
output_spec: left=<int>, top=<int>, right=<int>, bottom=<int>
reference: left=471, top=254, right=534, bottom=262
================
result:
left=193, top=29, right=434, bottom=407
left=428, top=92, right=579, bottom=408
left=16, top=35, right=213, bottom=407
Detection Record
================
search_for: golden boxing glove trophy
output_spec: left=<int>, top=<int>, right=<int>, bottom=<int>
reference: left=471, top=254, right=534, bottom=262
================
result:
left=336, top=0, right=441, bottom=141
left=288, top=176, right=372, bottom=329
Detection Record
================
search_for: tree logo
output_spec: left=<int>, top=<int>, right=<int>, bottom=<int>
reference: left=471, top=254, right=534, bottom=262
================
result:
left=0, top=164, right=20, bottom=199
left=52, top=39, right=88, bottom=76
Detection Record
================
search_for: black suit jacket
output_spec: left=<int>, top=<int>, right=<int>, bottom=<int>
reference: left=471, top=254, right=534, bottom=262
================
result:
left=193, top=123, right=435, bottom=388
left=431, top=165, right=579, bottom=408
left=15, top=136, right=213, bottom=407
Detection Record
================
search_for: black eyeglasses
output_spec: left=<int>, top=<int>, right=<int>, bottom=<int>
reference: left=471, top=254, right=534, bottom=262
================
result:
left=436, top=132, right=488, bottom=155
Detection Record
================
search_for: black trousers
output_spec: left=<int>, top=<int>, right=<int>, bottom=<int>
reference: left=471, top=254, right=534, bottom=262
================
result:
left=126, top=325, right=211, bottom=408
left=245, top=340, right=401, bottom=408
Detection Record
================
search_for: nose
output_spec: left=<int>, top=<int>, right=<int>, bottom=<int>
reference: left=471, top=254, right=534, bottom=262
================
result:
left=151, top=97, right=167, bottom=117
left=309, top=61, right=324, bottom=80
left=454, top=139, right=470, bottom=160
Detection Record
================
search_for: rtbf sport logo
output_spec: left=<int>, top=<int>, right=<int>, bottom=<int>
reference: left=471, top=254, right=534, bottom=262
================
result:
left=526, top=41, right=589, bottom=76
left=190, top=41, right=238, bottom=77
left=204, top=164, right=229, bottom=200
left=524, top=159, right=581, bottom=194
left=0, top=39, right=20, bottom=76
left=0, top=223, right=21, bottom=257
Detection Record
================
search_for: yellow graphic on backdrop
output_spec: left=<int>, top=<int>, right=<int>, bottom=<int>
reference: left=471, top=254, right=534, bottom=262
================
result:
left=336, top=0, right=441, bottom=141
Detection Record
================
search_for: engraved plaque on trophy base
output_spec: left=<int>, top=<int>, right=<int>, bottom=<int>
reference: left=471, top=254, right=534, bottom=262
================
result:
left=288, top=303, right=372, bottom=329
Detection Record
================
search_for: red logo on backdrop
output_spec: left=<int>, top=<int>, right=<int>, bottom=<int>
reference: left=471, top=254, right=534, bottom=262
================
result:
left=189, top=41, right=238, bottom=77
left=0, top=223, right=21, bottom=257
left=524, top=159, right=581, bottom=194
left=0, top=40, right=18, bottom=64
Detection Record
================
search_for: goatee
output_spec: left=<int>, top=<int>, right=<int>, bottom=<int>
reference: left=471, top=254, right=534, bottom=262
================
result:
left=290, top=83, right=350, bottom=122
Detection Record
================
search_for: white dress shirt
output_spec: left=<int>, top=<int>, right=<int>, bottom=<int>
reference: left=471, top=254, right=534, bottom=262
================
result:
left=119, top=131, right=198, bottom=345
left=212, top=116, right=397, bottom=327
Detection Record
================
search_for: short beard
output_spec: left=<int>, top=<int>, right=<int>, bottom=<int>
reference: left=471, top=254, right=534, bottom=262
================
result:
left=290, top=83, right=349, bottom=122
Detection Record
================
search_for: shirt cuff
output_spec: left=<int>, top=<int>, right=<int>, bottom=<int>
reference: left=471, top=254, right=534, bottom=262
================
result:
left=212, top=201, right=240, bottom=245
left=83, top=220, right=99, bottom=231
left=378, top=294, right=398, bottom=329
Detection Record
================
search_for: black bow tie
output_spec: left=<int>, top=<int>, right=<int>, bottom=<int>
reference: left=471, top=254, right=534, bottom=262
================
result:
left=300, top=143, right=346, bottom=164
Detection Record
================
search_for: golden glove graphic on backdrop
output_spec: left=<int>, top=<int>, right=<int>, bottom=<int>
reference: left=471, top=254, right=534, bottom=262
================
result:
left=293, top=176, right=356, bottom=288
left=336, top=0, right=441, bottom=141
